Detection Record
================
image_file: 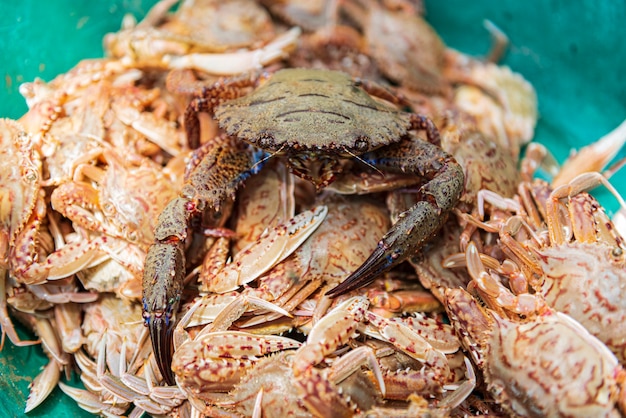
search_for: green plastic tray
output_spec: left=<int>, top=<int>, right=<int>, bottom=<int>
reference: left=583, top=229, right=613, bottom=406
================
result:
left=1, top=1, right=625, bottom=416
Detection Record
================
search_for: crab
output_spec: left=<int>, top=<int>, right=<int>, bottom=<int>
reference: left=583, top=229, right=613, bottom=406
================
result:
left=451, top=177, right=626, bottom=363
left=103, top=0, right=301, bottom=75
left=186, top=192, right=392, bottom=333
left=173, top=294, right=472, bottom=416
left=339, top=0, right=448, bottom=93
left=142, top=67, right=464, bottom=382
left=50, top=148, right=181, bottom=251
left=105, top=0, right=276, bottom=56
left=444, top=280, right=626, bottom=417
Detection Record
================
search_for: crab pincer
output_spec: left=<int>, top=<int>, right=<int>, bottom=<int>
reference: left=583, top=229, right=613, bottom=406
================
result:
left=326, top=137, right=464, bottom=296
left=142, top=139, right=266, bottom=384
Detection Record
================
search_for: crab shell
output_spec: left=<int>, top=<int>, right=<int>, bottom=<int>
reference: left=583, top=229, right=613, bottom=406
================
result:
left=214, top=68, right=412, bottom=155
left=446, top=288, right=624, bottom=417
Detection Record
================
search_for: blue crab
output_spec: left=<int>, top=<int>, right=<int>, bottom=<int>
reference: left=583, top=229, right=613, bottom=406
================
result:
left=142, top=68, right=464, bottom=383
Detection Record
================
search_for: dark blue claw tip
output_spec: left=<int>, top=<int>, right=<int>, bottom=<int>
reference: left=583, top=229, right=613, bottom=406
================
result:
left=147, top=314, right=176, bottom=386
left=326, top=245, right=396, bottom=297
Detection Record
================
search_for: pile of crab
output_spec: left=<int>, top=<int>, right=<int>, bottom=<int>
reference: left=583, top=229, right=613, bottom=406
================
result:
left=2, top=0, right=626, bottom=417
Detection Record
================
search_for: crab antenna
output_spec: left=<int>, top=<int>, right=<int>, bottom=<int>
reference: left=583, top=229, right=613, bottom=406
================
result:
left=346, top=149, right=385, bottom=177
left=250, top=144, right=285, bottom=172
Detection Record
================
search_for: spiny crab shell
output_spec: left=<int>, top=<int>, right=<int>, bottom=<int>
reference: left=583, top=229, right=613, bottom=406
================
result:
left=214, top=68, right=412, bottom=155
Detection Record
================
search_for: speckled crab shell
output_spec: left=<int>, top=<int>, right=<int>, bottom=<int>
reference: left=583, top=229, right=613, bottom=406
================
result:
left=214, top=68, right=412, bottom=155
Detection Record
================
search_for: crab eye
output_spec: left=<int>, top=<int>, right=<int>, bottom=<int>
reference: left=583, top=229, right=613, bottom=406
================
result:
left=354, top=137, right=369, bottom=151
left=612, top=247, right=623, bottom=257
left=257, top=132, right=275, bottom=148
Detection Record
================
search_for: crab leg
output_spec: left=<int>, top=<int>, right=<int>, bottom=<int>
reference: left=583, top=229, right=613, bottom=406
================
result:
left=142, top=138, right=266, bottom=384
left=183, top=73, right=260, bottom=149
left=166, top=27, right=301, bottom=75
left=327, top=134, right=464, bottom=296
left=0, top=270, right=40, bottom=348
left=364, top=311, right=451, bottom=383
left=173, top=330, right=302, bottom=394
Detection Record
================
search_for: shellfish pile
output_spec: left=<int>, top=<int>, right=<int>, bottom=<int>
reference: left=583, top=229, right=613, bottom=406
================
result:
left=2, top=0, right=626, bottom=416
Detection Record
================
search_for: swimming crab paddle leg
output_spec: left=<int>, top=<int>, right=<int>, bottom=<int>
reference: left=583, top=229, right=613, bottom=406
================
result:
left=142, top=137, right=267, bottom=384
left=327, top=134, right=464, bottom=296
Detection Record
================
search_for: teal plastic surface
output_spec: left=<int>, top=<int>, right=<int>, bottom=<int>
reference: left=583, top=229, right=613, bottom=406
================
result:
left=425, top=0, right=626, bottom=209
left=1, top=1, right=625, bottom=416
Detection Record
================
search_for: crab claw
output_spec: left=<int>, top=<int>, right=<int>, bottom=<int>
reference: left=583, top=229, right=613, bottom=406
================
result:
left=142, top=241, right=185, bottom=385
left=327, top=200, right=445, bottom=297
left=147, top=314, right=175, bottom=385
left=328, top=139, right=465, bottom=297
left=325, top=244, right=397, bottom=297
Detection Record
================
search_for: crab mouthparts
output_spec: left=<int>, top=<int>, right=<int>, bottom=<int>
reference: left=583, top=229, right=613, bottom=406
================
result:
left=287, top=154, right=344, bottom=190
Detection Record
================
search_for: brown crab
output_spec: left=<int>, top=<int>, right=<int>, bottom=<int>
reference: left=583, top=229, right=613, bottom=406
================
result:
left=142, top=68, right=464, bottom=383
